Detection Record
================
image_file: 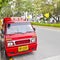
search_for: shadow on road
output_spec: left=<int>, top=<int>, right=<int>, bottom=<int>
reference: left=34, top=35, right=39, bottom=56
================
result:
left=13, top=52, right=34, bottom=60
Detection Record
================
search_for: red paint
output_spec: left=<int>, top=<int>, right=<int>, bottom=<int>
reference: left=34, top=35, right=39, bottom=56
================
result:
left=3, top=17, right=37, bottom=57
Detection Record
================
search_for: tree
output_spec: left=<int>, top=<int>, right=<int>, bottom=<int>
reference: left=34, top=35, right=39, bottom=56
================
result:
left=51, top=0, right=60, bottom=23
left=15, top=0, right=34, bottom=14
left=0, top=0, right=60, bottom=23
left=1, top=6, right=12, bottom=18
left=0, top=0, right=8, bottom=10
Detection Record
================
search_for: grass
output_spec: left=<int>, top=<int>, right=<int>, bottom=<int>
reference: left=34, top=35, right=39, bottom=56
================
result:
left=31, top=22, right=60, bottom=28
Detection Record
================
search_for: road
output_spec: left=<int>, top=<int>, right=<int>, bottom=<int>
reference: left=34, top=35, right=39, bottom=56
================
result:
left=0, top=26, right=60, bottom=60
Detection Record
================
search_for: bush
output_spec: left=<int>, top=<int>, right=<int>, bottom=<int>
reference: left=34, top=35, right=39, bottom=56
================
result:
left=31, top=22, right=60, bottom=28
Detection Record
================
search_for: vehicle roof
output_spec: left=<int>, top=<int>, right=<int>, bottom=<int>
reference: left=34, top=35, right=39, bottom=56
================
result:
left=4, top=17, right=28, bottom=24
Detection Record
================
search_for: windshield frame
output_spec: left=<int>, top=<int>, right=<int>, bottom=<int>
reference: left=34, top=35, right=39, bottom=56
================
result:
left=6, top=22, right=34, bottom=35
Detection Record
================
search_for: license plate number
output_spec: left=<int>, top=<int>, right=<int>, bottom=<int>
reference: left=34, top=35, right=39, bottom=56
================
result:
left=18, top=45, right=29, bottom=52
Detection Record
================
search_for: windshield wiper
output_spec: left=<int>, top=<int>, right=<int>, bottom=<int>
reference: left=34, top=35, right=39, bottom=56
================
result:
left=14, top=32, right=25, bottom=34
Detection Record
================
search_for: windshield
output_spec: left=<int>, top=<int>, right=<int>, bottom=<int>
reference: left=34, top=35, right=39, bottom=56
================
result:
left=6, top=22, right=34, bottom=34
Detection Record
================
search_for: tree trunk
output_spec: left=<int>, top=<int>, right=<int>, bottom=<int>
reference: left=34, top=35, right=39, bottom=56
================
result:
left=52, top=15, right=60, bottom=23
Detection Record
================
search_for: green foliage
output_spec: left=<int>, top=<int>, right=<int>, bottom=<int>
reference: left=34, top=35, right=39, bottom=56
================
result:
left=15, top=0, right=34, bottom=12
left=0, top=0, right=2, bottom=3
left=33, top=0, right=55, bottom=15
left=0, top=0, right=8, bottom=10
left=31, top=22, right=60, bottom=28
left=0, top=0, right=60, bottom=19
left=0, top=0, right=2, bottom=8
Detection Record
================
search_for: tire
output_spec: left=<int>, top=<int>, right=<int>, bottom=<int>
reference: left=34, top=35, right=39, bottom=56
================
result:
left=1, top=50, right=9, bottom=60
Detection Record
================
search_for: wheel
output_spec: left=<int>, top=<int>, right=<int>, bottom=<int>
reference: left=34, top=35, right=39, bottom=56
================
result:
left=1, top=50, right=9, bottom=60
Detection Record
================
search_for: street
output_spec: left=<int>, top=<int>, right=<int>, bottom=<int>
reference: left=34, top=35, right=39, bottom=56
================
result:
left=0, top=26, right=60, bottom=60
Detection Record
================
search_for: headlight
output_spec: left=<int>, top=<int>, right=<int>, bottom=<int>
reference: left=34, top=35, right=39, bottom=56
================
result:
left=7, top=42, right=14, bottom=47
left=30, top=38, right=36, bottom=43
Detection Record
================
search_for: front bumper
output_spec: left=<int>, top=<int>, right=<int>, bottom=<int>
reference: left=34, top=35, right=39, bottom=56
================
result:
left=5, top=43, right=37, bottom=57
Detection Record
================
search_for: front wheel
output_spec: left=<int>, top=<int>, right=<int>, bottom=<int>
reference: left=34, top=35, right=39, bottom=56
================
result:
left=1, top=50, right=9, bottom=60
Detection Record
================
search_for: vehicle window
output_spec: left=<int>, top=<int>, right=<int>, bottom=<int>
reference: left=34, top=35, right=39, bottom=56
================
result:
left=6, top=22, right=34, bottom=34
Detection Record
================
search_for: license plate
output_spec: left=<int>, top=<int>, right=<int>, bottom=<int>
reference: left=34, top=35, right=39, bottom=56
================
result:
left=18, top=45, right=29, bottom=52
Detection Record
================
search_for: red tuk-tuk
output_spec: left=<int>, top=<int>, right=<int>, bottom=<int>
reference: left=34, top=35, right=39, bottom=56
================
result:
left=2, top=17, right=37, bottom=57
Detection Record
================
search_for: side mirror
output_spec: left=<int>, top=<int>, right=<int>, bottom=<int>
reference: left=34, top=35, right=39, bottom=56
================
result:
left=33, top=27, right=36, bottom=31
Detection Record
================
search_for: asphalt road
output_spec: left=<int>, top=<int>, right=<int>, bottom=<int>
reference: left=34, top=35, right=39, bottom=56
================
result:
left=1, top=26, right=60, bottom=60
